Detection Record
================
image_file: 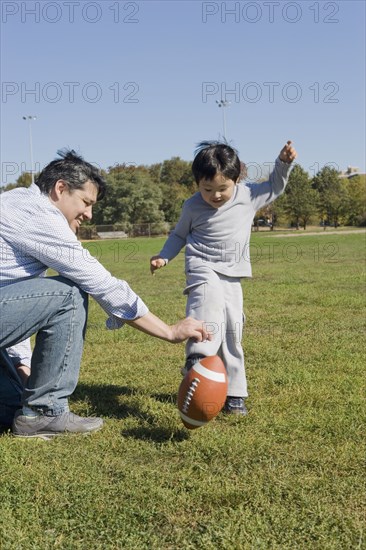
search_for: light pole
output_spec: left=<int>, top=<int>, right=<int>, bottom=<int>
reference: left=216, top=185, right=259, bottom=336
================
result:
left=22, top=115, right=36, bottom=184
left=216, top=99, right=230, bottom=140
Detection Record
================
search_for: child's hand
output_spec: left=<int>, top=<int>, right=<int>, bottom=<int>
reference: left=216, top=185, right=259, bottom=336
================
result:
left=150, top=255, right=166, bottom=274
left=279, top=140, right=297, bottom=164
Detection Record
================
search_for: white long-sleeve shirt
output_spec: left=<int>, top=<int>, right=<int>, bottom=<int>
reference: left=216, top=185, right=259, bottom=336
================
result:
left=0, top=184, right=149, bottom=333
left=159, top=158, right=292, bottom=278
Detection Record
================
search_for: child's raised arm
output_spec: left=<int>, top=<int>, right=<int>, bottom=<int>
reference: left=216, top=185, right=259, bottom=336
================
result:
left=279, top=140, right=297, bottom=164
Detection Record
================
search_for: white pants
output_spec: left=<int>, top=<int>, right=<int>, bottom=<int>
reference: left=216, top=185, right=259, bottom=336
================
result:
left=184, top=266, right=248, bottom=397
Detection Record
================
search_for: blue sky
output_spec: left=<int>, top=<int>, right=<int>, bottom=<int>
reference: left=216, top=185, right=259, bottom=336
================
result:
left=1, top=0, right=365, bottom=184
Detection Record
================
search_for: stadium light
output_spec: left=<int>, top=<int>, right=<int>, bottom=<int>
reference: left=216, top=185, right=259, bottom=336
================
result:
left=22, top=115, right=37, bottom=184
left=216, top=100, right=231, bottom=140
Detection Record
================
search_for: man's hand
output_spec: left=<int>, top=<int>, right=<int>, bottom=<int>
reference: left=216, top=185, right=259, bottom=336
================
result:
left=279, top=140, right=297, bottom=164
left=15, top=363, right=30, bottom=385
left=170, top=317, right=212, bottom=343
left=150, top=255, right=166, bottom=274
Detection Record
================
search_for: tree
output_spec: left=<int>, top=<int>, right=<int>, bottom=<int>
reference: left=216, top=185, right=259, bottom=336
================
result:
left=159, top=157, right=195, bottom=190
left=148, top=163, right=162, bottom=185
left=283, top=164, right=317, bottom=229
left=343, top=175, right=366, bottom=226
left=159, top=182, right=191, bottom=224
left=92, top=166, right=165, bottom=227
left=312, top=167, right=348, bottom=227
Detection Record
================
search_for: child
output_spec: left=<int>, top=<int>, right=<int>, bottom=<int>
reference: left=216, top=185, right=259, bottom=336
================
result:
left=150, top=140, right=297, bottom=414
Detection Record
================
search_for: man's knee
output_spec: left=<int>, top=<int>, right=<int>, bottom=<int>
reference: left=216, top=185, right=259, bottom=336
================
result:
left=42, top=277, right=88, bottom=339
left=71, top=284, right=88, bottom=338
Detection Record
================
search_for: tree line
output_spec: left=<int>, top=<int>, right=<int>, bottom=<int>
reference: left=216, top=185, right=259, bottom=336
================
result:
left=258, top=164, right=365, bottom=230
left=2, top=158, right=365, bottom=233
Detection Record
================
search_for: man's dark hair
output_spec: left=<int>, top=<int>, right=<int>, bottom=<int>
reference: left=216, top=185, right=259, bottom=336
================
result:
left=191, top=141, right=241, bottom=184
left=35, top=149, right=106, bottom=201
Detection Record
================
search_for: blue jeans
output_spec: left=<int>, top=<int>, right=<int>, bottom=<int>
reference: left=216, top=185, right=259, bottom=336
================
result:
left=0, top=276, right=88, bottom=426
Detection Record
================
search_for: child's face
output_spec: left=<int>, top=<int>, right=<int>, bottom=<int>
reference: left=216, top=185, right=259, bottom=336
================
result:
left=198, top=173, right=237, bottom=209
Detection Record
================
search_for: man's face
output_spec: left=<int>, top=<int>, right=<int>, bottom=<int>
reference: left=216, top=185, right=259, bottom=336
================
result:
left=198, top=173, right=237, bottom=209
left=50, top=180, right=98, bottom=233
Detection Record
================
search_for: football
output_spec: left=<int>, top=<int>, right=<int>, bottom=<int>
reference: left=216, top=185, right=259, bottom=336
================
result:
left=177, top=355, right=228, bottom=430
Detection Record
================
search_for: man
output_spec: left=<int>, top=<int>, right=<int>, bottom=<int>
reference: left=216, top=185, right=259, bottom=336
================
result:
left=0, top=150, right=210, bottom=439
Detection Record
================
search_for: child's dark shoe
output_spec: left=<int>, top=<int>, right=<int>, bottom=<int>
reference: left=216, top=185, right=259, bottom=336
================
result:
left=223, top=396, right=247, bottom=416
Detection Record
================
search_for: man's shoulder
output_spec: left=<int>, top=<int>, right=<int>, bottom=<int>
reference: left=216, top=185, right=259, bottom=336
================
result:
left=2, top=186, right=29, bottom=201
left=2, top=185, right=74, bottom=238
left=2, top=184, right=42, bottom=205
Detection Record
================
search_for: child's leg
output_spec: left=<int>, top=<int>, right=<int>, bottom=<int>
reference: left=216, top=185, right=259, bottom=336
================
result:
left=220, top=276, right=248, bottom=398
left=184, top=267, right=225, bottom=360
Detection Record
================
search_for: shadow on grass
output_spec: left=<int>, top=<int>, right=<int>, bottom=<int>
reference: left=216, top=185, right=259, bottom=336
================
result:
left=71, top=383, right=144, bottom=419
left=150, top=391, right=177, bottom=405
left=121, top=426, right=189, bottom=443
left=71, top=383, right=189, bottom=443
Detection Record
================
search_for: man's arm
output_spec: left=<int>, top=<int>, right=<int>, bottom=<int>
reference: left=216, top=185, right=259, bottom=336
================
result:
left=127, top=311, right=210, bottom=343
left=7, top=341, right=32, bottom=384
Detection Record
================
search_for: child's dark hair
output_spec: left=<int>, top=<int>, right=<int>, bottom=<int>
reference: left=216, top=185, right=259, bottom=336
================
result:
left=35, top=149, right=106, bottom=201
left=192, top=141, right=241, bottom=183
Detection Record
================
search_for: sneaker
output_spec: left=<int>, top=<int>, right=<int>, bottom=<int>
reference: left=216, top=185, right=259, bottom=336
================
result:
left=180, top=354, right=206, bottom=377
left=223, top=396, right=248, bottom=416
left=12, top=410, right=103, bottom=440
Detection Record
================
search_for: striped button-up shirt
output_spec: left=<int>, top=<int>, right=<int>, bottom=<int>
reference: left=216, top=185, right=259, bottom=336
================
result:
left=1, top=184, right=149, bottom=365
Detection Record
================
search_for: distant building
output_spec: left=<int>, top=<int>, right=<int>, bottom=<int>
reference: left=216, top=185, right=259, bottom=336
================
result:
left=339, top=166, right=364, bottom=179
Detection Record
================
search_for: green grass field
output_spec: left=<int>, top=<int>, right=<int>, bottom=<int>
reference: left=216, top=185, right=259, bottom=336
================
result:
left=1, top=232, right=365, bottom=549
